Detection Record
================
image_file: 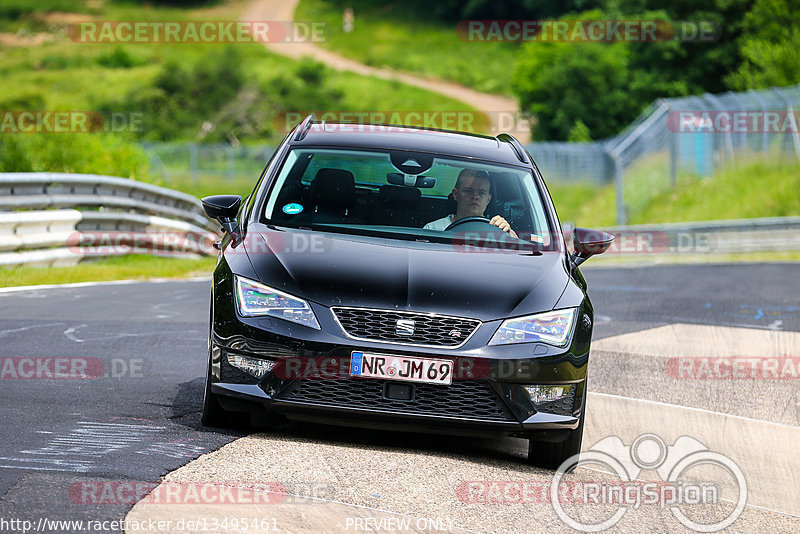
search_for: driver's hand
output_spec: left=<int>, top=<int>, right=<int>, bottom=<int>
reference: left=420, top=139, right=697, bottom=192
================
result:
left=489, top=216, right=518, bottom=238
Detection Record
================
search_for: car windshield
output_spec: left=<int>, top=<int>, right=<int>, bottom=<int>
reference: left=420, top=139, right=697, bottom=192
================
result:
left=262, top=147, right=557, bottom=250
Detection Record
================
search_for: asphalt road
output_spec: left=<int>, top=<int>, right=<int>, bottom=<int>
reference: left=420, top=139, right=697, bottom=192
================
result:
left=0, top=263, right=797, bottom=532
left=0, top=280, right=238, bottom=528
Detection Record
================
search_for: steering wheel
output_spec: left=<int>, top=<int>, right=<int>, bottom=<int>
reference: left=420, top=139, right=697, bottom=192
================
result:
left=445, top=216, right=495, bottom=231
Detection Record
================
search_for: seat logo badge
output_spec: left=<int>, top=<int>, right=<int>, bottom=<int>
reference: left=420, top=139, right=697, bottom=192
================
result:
left=395, top=319, right=415, bottom=336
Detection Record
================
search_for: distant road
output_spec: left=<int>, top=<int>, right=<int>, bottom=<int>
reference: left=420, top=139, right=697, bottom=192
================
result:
left=242, top=0, right=530, bottom=142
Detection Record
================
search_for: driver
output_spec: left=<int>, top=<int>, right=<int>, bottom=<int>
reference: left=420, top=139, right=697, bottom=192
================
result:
left=423, top=168, right=517, bottom=237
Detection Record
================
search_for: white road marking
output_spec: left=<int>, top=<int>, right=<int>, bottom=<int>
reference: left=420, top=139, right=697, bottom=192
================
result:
left=0, top=277, right=209, bottom=295
left=8, top=422, right=168, bottom=475
left=0, top=323, right=64, bottom=338
left=63, top=324, right=87, bottom=343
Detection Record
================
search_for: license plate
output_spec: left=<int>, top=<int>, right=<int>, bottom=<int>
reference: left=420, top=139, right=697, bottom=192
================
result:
left=349, top=352, right=453, bottom=385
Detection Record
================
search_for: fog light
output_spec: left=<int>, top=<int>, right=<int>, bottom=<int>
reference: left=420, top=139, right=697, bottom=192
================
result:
left=523, top=384, right=572, bottom=405
left=227, top=353, right=276, bottom=379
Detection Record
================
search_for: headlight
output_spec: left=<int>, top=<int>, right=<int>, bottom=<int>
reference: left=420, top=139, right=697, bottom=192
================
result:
left=489, top=308, right=577, bottom=347
left=235, top=276, right=320, bottom=330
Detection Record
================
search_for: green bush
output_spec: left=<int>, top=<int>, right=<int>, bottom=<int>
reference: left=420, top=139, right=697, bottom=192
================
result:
left=727, top=0, right=800, bottom=89
left=513, top=41, right=635, bottom=140
left=0, top=134, right=149, bottom=178
left=96, top=47, right=144, bottom=69
left=0, top=136, right=34, bottom=172
left=35, top=54, right=93, bottom=71
left=108, top=48, right=342, bottom=144
left=0, top=93, right=46, bottom=110
left=0, top=0, right=90, bottom=19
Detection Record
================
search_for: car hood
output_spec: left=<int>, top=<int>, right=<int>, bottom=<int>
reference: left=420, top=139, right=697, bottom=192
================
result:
left=241, top=226, right=570, bottom=321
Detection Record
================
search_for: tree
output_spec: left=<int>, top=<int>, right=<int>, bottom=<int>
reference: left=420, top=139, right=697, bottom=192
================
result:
left=512, top=41, right=637, bottom=140
left=726, top=0, right=800, bottom=89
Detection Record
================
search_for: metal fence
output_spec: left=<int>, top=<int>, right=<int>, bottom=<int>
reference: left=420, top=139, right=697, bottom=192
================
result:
left=526, top=84, right=800, bottom=224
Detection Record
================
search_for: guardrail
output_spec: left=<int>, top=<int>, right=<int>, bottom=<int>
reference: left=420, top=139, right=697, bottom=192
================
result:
left=563, top=216, right=800, bottom=257
left=0, top=173, right=218, bottom=267
left=2, top=171, right=796, bottom=267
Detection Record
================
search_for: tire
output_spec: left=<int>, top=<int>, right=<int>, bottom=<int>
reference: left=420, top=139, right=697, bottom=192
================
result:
left=201, top=355, right=232, bottom=427
left=527, top=395, right=586, bottom=471
left=201, top=301, right=249, bottom=429
left=201, top=356, right=253, bottom=429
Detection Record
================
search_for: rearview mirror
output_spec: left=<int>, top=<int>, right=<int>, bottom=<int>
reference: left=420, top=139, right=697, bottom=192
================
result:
left=570, top=227, right=615, bottom=267
left=386, top=173, right=436, bottom=188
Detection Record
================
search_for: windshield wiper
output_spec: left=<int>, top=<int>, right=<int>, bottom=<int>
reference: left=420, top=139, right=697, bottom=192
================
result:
left=276, top=223, right=432, bottom=243
left=273, top=223, right=543, bottom=253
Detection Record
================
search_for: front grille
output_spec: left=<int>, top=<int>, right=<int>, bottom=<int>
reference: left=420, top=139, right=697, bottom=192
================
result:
left=331, top=307, right=481, bottom=347
left=278, top=379, right=515, bottom=422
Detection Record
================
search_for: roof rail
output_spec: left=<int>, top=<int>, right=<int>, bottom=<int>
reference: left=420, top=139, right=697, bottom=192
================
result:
left=497, top=133, right=529, bottom=164
left=294, top=114, right=316, bottom=142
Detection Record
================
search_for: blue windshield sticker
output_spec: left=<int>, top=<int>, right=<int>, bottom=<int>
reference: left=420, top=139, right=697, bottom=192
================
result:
left=530, top=234, right=544, bottom=243
left=282, top=203, right=304, bottom=215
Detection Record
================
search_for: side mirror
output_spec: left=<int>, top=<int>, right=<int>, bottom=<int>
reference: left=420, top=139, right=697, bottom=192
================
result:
left=201, top=195, right=242, bottom=238
left=202, top=195, right=241, bottom=220
left=570, top=227, right=615, bottom=267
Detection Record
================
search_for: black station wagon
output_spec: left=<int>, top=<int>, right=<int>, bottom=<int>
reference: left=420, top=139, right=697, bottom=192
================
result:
left=201, top=116, right=613, bottom=469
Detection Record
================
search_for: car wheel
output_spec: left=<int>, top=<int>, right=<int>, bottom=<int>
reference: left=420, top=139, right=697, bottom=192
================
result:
left=527, top=395, right=586, bottom=471
left=201, top=354, right=253, bottom=429
left=202, top=302, right=249, bottom=429
left=201, top=354, right=229, bottom=427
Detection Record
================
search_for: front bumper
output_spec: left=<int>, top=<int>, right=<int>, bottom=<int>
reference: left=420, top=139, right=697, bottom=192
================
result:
left=209, top=331, right=588, bottom=439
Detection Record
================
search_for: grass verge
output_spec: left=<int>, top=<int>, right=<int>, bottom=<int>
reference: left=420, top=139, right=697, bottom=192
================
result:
left=296, top=0, right=518, bottom=95
left=548, top=155, right=800, bottom=228
left=0, top=255, right=216, bottom=288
